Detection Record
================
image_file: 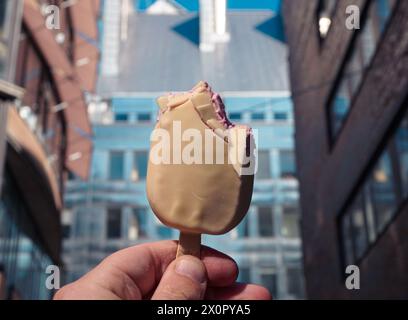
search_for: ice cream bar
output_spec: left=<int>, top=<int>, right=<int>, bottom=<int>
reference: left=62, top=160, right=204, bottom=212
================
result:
left=147, top=81, right=255, bottom=258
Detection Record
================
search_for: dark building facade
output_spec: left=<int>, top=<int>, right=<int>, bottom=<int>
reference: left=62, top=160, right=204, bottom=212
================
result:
left=283, top=0, right=408, bottom=298
left=0, top=0, right=99, bottom=299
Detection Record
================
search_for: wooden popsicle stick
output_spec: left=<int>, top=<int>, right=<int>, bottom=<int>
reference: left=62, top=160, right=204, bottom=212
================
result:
left=176, top=232, right=201, bottom=258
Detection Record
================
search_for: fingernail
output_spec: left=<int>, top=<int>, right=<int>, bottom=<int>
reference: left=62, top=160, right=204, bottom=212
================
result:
left=175, top=257, right=206, bottom=284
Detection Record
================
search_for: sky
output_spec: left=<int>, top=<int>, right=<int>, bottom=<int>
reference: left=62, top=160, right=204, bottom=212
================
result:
left=135, top=0, right=282, bottom=12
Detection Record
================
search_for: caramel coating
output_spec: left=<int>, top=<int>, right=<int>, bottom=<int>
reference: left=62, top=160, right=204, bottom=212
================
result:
left=146, top=82, right=254, bottom=235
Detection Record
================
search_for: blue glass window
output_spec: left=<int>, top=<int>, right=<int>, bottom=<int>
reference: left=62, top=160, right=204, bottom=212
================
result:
left=137, top=113, right=151, bottom=122
left=237, top=216, right=249, bottom=238
left=238, top=267, right=250, bottom=283
left=106, top=208, right=122, bottom=239
left=368, top=151, right=397, bottom=232
left=251, top=112, right=265, bottom=121
left=260, top=270, right=277, bottom=298
left=374, top=0, right=393, bottom=32
left=274, top=112, right=288, bottom=121
left=133, top=151, right=148, bottom=181
left=331, top=79, right=351, bottom=138
left=229, top=112, right=242, bottom=121
left=279, top=150, right=296, bottom=178
left=329, top=0, right=394, bottom=142
left=128, top=208, right=148, bottom=239
left=350, top=194, right=368, bottom=259
left=395, top=116, right=408, bottom=198
left=258, top=206, right=274, bottom=237
left=115, top=113, right=129, bottom=122
left=109, top=151, right=124, bottom=180
left=287, top=267, right=304, bottom=298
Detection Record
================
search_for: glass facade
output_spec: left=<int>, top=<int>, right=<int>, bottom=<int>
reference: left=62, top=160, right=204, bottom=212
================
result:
left=328, top=0, right=396, bottom=141
left=0, top=0, right=19, bottom=80
left=340, top=106, right=408, bottom=266
left=0, top=170, right=54, bottom=300
left=64, top=94, right=305, bottom=299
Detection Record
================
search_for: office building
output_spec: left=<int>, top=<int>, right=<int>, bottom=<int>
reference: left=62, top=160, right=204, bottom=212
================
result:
left=283, top=0, right=407, bottom=298
left=63, top=0, right=304, bottom=299
left=0, top=0, right=99, bottom=299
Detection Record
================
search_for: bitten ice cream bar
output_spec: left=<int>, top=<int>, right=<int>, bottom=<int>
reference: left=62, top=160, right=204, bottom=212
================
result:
left=147, top=81, right=256, bottom=258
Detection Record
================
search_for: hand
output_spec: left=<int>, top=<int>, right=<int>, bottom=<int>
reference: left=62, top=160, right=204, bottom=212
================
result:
left=54, top=240, right=271, bottom=300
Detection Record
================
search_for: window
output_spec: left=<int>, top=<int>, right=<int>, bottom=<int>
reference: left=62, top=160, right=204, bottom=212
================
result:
left=128, top=208, right=147, bottom=240
left=360, top=16, right=377, bottom=67
left=0, top=0, right=18, bottom=80
left=258, top=206, right=274, bottom=237
left=287, top=267, right=304, bottom=298
left=137, top=113, right=151, bottom=122
left=106, top=208, right=122, bottom=239
left=132, top=151, right=148, bottom=181
left=260, top=269, right=277, bottom=298
left=395, top=117, right=408, bottom=198
left=61, top=209, right=72, bottom=239
left=109, top=151, right=124, bottom=180
left=339, top=102, right=408, bottom=267
left=279, top=150, right=296, bottom=178
left=373, top=0, right=396, bottom=33
left=256, top=150, right=271, bottom=180
left=251, top=112, right=265, bottom=121
left=229, top=112, right=242, bottom=121
left=238, top=267, right=251, bottom=283
left=115, top=113, right=128, bottom=122
left=368, top=151, right=397, bottom=232
left=331, top=78, right=352, bottom=136
left=328, top=0, right=395, bottom=142
left=67, top=170, right=78, bottom=181
left=62, top=225, right=71, bottom=239
left=350, top=194, right=368, bottom=259
left=282, top=206, right=300, bottom=238
left=274, top=112, right=288, bottom=121
left=362, top=183, right=377, bottom=243
left=237, top=216, right=249, bottom=238
left=340, top=151, right=398, bottom=265
left=341, top=213, right=354, bottom=267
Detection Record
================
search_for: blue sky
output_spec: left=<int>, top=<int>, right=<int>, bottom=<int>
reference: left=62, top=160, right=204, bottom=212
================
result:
left=135, top=0, right=282, bottom=12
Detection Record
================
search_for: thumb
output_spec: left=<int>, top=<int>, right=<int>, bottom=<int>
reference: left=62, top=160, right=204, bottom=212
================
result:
left=152, top=255, right=207, bottom=300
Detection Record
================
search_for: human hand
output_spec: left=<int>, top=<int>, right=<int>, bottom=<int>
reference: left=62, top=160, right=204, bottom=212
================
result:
left=54, top=240, right=271, bottom=300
